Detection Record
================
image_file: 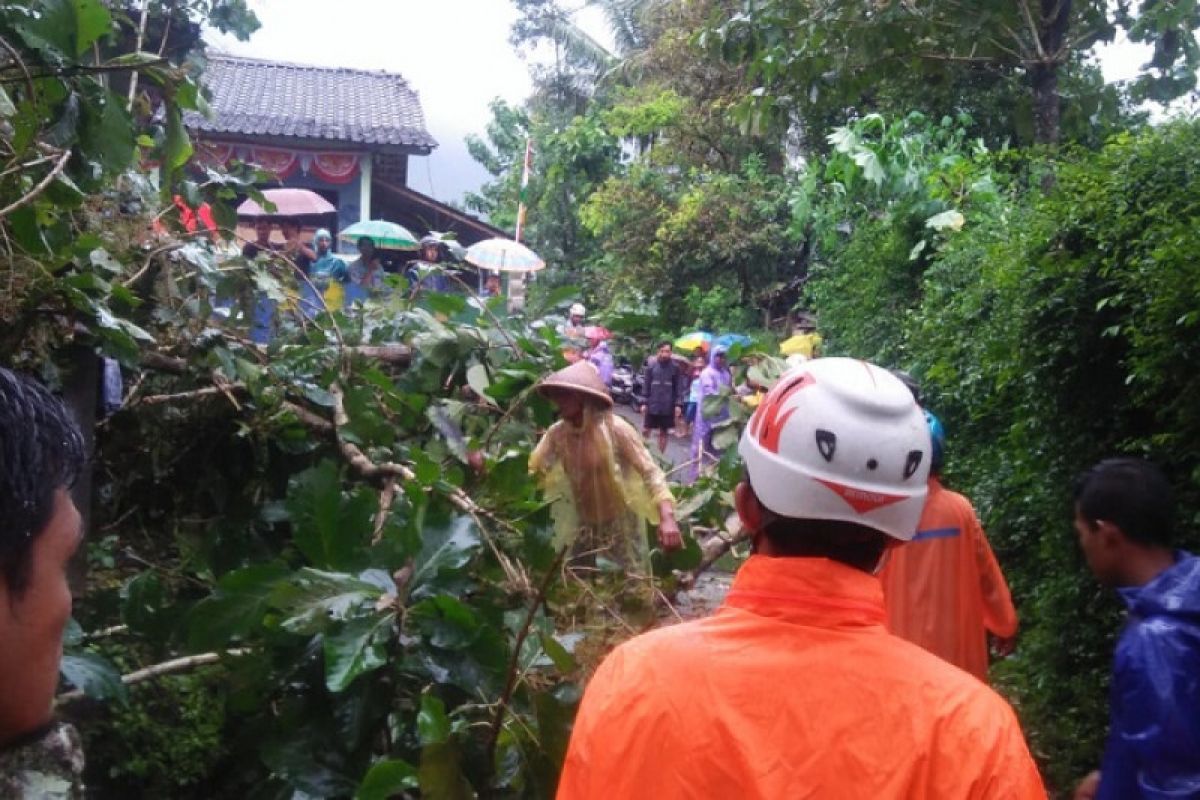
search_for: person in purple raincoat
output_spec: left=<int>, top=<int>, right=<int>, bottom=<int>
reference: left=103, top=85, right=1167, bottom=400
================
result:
left=689, top=345, right=732, bottom=481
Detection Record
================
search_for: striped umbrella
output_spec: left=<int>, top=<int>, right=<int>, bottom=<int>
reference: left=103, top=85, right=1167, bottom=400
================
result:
left=464, top=238, right=545, bottom=273
left=674, top=331, right=714, bottom=352
left=339, top=220, right=420, bottom=251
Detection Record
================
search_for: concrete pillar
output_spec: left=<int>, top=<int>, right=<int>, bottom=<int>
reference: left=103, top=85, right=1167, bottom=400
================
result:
left=359, top=154, right=373, bottom=222
left=507, top=271, right=526, bottom=313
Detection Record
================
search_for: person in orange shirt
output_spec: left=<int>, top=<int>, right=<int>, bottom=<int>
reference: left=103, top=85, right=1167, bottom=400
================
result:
left=879, top=411, right=1019, bottom=682
left=557, top=358, right=1045, bottom=799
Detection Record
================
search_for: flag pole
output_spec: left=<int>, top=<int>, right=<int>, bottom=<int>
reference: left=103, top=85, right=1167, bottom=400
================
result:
left=508, top=137, right=533, bottom=313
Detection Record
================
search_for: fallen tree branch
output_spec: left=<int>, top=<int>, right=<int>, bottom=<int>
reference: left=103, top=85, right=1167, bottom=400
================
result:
left=138, top=351, right=187, bottom=374
left=0, top=147, right=71, bottom=220
left=484, top=547, right=567, bottom=781
left=329, top=382, right=515, bottom=531
left=137, top=384, right=237, bottom=406
left=281, top=400, right=334, bottom=433
left=345, top=344, right=411, bottom=365
left=56, top=649, right=250, bottom=707
left=678, top=516, right=749, bottom=589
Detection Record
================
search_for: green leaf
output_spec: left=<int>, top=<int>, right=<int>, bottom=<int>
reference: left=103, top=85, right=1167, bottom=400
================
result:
left=0, top=86, right=16, bottom=117
left=187, top=562, right=289, bottom=649
left=63, top=617, right=83, bottom=647
left=80, top=89, right=134, bottom=174
left=60, top=651, right=127, bottom=702
left=425, top=291, right=468, bottom=316
left=409, top=594, right=481, bottom=650
left=356, top=759, right=418, bottom=800
left=532, top=284, right=581, bottom=314
left=410, top=516, right=481, bottom=597
left=324, top=614, right=392, bottom=692
left=72, top=0, right=111, bottom=56
left=16, top=0, right=74, bottom=58
left=418, top=742, right=476, bottom=800
left=120, top=571, right=173, bottom=639
left=272, top=568, right=383, bottom=635
left=466, top=364, right=495, bottom=406
left=287, top=460, right=376, bottom=570
left=711, top=423, right=739, bottom=451
left=417, top=693, right=451, bottom=746
left=538, top=631, right=577, bottom=673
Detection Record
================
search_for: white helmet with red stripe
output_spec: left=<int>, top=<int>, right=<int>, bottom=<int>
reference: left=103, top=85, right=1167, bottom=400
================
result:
left=738, top=357, right=931, bottom=541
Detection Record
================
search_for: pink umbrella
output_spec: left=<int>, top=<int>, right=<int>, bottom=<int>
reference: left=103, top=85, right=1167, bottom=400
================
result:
left=237, top=188, right=336, bottom=217
left=583, top=325, right=612, bottom=341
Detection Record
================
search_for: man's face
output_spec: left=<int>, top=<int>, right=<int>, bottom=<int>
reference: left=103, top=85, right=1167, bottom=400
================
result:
left=546, top=388, right=585, bottom=424
left=422, top=244, right=439, bottom=262
left=315, top=236, right=330, bottom=255
left=359, top=240, right=375, bottom=259
left=1074, top=506, right=1121, bottom=586
left=570, top=313, right=583, bottom=326
left=657, top=344, right=672, bottom=362
left=280, top=221, right=300, bottom=239
left=254, top=220, right=272, bottom=243
left=0, top=489, right=82, bottom=744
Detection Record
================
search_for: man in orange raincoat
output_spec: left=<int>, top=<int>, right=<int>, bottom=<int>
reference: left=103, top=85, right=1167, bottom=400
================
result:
left=557, top=359, right=1044, bottom=799
left=879, top=411, right=1019, bottom=682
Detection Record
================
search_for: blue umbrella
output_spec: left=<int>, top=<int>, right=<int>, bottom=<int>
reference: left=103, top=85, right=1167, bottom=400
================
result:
left=716, top=333, right=753, bottom=349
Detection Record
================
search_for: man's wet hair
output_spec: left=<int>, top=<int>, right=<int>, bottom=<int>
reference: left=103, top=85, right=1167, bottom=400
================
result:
left=656, top=340, right=671, bottom=350
left=747, top=479, right=891, bottom=572
left=0, top=368, right=85, bottom=596
left=1073, top=458, right=1174, bottom=548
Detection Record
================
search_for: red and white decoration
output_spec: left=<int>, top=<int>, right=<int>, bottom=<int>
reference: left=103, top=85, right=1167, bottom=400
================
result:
left=195, top=142, right=363, bottom=185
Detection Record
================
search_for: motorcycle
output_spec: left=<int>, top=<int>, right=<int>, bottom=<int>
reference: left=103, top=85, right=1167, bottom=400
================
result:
left=611, top=360, right=637, bottom=406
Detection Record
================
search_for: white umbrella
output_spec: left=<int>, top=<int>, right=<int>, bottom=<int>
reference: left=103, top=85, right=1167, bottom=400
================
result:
left=464, top=238, right=545, bottom=273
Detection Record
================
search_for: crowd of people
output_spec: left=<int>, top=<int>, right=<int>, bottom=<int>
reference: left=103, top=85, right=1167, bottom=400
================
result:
left=3, top=330, right=1198, bottom=796
left=240, top=220, right=500, bottom=341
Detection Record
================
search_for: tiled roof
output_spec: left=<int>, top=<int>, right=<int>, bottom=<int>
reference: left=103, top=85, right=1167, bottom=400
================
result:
left=188, top=54, right=438, bottom=151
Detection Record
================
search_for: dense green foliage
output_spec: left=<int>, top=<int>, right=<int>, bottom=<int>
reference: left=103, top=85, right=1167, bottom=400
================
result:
left=802, top=116, right=1200, bottom=793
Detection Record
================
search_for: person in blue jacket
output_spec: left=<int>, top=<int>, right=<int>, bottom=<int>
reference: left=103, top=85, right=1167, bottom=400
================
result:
left=1072, top=458, right=1200, bottom=800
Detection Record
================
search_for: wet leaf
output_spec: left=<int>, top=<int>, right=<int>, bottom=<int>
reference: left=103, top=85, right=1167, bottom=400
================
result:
left=60, top=651, right=127, bottom=702
left=325, top=615, right=392, bottom=692
left=356, top=759, right=418, bottom=800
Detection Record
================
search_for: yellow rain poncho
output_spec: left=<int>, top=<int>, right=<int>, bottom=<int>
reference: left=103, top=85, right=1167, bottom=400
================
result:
left=529, top=362, right=673, bottom=571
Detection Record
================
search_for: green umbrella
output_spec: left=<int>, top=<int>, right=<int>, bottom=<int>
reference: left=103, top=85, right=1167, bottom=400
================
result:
left=338, top=220, right=419, bottom=251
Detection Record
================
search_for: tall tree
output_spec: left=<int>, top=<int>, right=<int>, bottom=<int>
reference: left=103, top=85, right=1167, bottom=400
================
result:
left=716, top=0, right=1197, bottom=144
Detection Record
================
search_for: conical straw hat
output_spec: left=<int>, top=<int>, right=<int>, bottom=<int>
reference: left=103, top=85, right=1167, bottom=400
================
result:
left=537, top=360, right=613, bottom=408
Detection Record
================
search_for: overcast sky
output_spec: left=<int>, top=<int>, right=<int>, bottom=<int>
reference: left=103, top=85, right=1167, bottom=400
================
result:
left=207, top=2, right=1171, bottom=206
left=206, top=0, right=613, bottom=207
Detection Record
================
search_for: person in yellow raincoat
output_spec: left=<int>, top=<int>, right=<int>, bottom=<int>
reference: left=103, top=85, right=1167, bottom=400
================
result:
left=557, top=359, right=1044, bottom=799
left=878, top=411, right=1019, bottom=682
left=529, top=361, right=681, bottom=573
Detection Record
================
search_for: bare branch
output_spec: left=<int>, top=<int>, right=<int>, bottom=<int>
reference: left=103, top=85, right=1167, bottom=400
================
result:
left=0, top=33, right=34, bottom=98
left=484, top=547, right=568, bottom=780
left=56, top=649, right=251, bottom=707
left=0, top=147, right=71, bottom=220
left=1019, top=0, right=1048, bottom=61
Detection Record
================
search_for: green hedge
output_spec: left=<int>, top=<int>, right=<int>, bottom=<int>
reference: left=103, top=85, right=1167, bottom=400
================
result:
left=809, top=120, right=1200, bottom=795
